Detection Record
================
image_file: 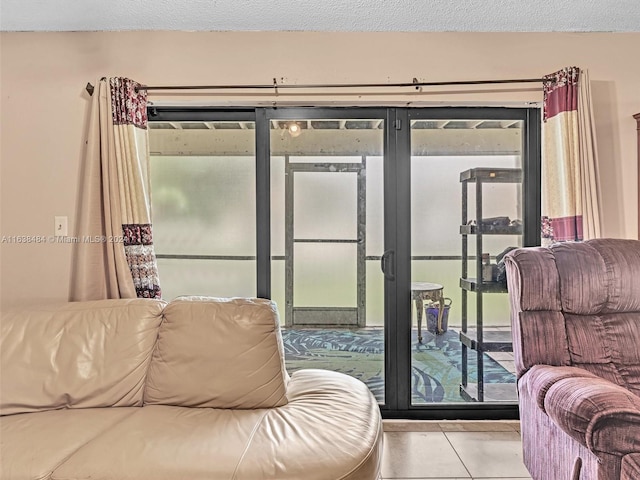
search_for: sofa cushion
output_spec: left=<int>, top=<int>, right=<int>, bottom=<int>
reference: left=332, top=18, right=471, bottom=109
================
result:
left=0, top=407, right=137, bottom=480
left=51, top=370, right=381, bottom=480
left=622, top=453, right=640, bottom=480
left=0, top=299, right=165, bottom=415
left=144, top=296, right=289, bottom=409
left=236, top=369, right=383, bottom=480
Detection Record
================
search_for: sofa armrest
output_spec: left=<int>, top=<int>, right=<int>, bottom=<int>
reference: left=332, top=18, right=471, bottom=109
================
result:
left=543, top=374, right=640, bottom=456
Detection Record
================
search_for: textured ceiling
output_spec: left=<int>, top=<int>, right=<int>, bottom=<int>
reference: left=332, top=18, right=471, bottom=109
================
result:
left=2, top=0, right=639, bottom=32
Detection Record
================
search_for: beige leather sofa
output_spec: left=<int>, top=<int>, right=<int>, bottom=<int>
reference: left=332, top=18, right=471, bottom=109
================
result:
left=0, top=297, right=383, bottom=480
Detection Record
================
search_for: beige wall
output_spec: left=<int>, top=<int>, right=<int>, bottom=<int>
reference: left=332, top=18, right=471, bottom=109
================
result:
left=1, top=31, right=639, bottom=311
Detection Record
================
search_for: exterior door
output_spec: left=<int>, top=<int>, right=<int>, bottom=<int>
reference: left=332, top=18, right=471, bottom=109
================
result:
left=285, top=159, right=366, bottom=327
left=268, top=110, right=388, bottom=404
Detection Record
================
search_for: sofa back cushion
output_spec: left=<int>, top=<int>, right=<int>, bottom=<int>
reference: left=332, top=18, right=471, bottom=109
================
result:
left=144, top=296, right=289, bottom=409
left=0, top=299, right=165, bottom=415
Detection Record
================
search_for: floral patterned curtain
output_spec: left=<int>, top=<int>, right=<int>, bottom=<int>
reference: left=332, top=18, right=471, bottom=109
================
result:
left=541, top=66, right=601, bottom=245
left=70, top=77, right=161, bottom=300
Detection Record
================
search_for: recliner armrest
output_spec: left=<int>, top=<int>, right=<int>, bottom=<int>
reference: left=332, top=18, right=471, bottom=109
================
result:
left=520, top=365, right=601, bottom=413
left=543, top=374, right=640, bottom=456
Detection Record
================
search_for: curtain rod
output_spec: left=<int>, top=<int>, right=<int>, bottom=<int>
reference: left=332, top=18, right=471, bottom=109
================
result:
left=85, top=78, right=543, bottom=96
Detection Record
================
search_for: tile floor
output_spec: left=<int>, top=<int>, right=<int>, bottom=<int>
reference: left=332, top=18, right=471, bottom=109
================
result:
left=486, top=351, right=516, bottom=376
left=382, top=420, right=531, bottom=479
left=483, top=327, right=517, bottom=377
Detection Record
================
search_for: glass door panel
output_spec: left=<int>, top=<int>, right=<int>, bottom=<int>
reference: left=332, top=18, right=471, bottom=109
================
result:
left=270, top=116, right=386, bottom=403
left=365, top=156, right=385, bottom=327
left=409, top=117, right=523, bottom=405
left=294, top=171, right=358, bottom=239
left=294, top=243, right=358, bottom=308
left=149, top=120, right=257, bottom=300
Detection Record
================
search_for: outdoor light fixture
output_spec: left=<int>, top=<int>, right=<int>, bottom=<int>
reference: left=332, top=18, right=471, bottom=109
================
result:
left=287, top=122, right=302, bottom=137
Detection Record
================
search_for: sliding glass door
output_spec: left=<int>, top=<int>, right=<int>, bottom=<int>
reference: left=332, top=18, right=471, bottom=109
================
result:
left=268, top=110, right=389, bottom=404
left=407, top=110, right=540, bottom=408
left=148, top=106, right=540, bottom=418
left=149, top=112, right=257, bottom=299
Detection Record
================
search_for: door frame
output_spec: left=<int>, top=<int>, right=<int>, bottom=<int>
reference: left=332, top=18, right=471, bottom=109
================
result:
left=395, top=107, right=541, bottom=418
left=265, top=108, right=396, bottom=409
left=284, top=157, right=367, bottom=327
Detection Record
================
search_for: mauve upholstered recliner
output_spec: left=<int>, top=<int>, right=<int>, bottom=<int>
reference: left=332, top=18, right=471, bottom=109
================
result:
left=504, top=239, right=640, bottom=480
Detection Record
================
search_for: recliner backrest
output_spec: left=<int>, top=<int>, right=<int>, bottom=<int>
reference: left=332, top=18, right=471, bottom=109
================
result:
left=505, top=239, right=640, bottom=396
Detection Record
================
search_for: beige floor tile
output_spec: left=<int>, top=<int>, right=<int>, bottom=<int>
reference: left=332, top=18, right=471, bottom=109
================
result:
left=383, top=420, right=443, bottom=432
left=438, top=421, right=518, bottom=432
left=445, top=431, right=529, bottom=478
left=383, top=420, right=520, bottom=433
left=381, top=431, right=470, bottom=479
left=496, top=360, right=516, bottom=374
left=487, top=352, right=514, bottom=361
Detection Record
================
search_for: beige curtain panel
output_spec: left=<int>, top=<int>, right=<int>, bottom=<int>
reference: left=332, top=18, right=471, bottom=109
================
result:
left=541, top=66, right=601, bottom=245
left=70, top=77, right=161, bottom=301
